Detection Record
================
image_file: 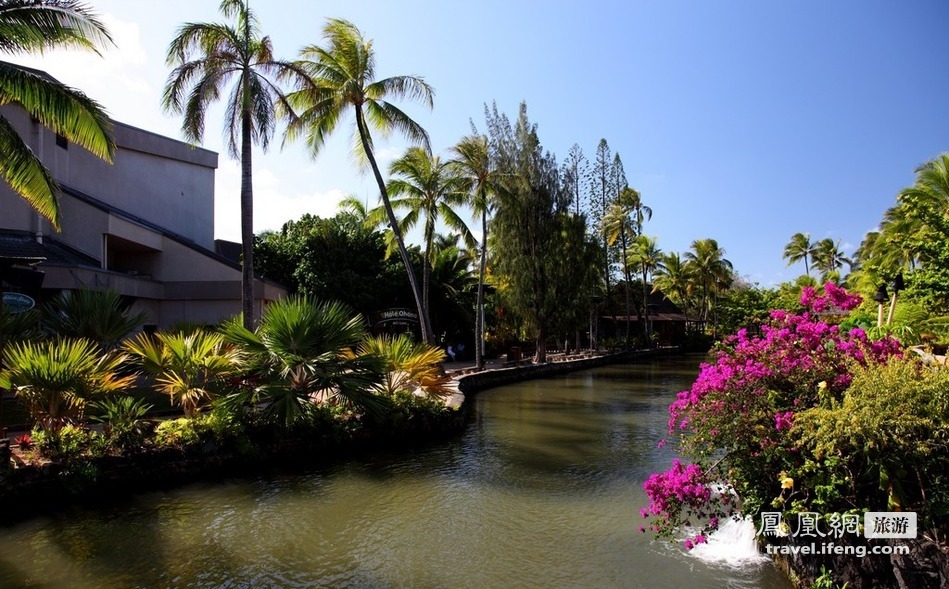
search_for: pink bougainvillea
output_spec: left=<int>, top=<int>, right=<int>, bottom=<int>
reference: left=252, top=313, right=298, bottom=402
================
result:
left=641, top=284, right=902, bottom=547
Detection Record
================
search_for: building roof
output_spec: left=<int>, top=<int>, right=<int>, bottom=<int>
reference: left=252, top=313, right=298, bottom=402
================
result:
left=0, top=231, right=99, bottom=267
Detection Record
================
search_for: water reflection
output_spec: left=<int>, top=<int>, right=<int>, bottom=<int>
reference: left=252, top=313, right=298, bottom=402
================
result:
left=0, top=355, right=790, bottom=588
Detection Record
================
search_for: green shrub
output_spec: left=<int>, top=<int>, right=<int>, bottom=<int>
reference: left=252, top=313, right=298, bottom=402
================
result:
left=154, top=418, right=203, bottom=449
left=33, top=424, right=103, bottom=461
left=90, top=395, right=154, bottom=454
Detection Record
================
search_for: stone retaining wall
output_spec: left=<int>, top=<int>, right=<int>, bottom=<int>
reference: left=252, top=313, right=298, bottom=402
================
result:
left=456, top=348, right=677, bottom=396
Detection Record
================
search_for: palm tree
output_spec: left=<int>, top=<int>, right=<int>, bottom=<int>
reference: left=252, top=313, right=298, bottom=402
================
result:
left=812, top=238, right=852, bottom=282
left=385, top=146, right=473, bottom=324
left=628, top=235, right=662, bottom=346
left=652, top=252, right=695, bottom=321
left=450, top=134, right=501, bottom=369
left=0, top=337, right=133, bottom=432
left=219, top=296, right=387, bottom=425
left=602, top=187, right=651, bottom=347
left=124, top=330, right=243, bottom=417
left=162, top=0, right=304, bottom=329
left=782, top=232, right=816, bottom=277
left=0, top=0, right=114, bottom=228
left=282, top=18, right=436, bottom=343
left=357, top=334, right=451, bottom=398
left=685, top=238, right=733, bottom=328
left=42, top=289, right=146, bottom=348
left=602, top=201, right=635, bottom=346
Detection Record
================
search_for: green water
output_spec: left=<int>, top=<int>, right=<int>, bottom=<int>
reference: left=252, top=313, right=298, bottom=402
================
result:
left=0, top=356, right=791, bottom=588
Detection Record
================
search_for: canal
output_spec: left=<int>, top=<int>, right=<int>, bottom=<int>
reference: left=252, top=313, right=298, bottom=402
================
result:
left=0, top=355, right=791, bottom=588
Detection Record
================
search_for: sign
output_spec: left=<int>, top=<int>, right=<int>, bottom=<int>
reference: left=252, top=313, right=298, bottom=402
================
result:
left=372, top=308, right=419, bottom=325
left=2, top=292, right=35, bottom=314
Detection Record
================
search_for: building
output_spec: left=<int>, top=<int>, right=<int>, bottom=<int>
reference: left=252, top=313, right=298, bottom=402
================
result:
left=0, top=64, right=285, bottom=329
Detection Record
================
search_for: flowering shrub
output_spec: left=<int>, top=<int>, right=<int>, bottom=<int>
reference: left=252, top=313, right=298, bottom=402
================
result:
left=641, top=284, right=902, bottom=547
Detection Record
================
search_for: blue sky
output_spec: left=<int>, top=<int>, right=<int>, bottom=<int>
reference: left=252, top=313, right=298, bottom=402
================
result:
left=12, top=0, right=949, bottom=286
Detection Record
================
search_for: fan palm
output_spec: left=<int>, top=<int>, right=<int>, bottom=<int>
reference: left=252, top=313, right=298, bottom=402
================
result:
left=0, top=0, right=114, bottom=228
left=281, top=18, right=435, bottom=342
left=42, top=288, right=146, bottom=348
left=219, top=296, right=386, bottom=425
left=357, top=334, right=450, bottom=398
left=124, top=330, right=243, bottom=417
left=782, top=232, right=816, bottom=277
left=0, top=337, right=133, bottom=431
left=385, top=146, right=472, bottom=322
left=162, top=0, right=305, bottom=329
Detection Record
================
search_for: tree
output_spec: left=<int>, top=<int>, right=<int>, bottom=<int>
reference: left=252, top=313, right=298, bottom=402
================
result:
left=0, top=337, right=133, bottom=431
left=812, top=238, right=852, bottom=282
left=162, top=0, right=303, bottom=329
left=254, top=212, right=411, bottom=318
left=0, top=0, right=114, bottom=228
left=653, top=252, right=696, bottom=321
left=42, top=289, right=146, bottom=348
left=219, top=297, right=387, bottom=425
left=685, top=238, right=733, bottom=329
left=385, top=146, right=472, bottom=323
left=628, top=234, right=662, bottom=345
left=561, top=143, right=588, bottom=218
left=450, top=134, right=502, bottom=368
left=782, top=232, right=816, bottom=277
left=485, top=102, right=565, bottom=363
left=124, top=330, right=243, bottom=417
left=590, top=139, right=613, bottom=319
left=282, top=18, right=436, bottom=343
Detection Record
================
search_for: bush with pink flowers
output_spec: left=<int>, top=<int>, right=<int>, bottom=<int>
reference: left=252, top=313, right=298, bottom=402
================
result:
left=641, top=283, right=903, bottom=547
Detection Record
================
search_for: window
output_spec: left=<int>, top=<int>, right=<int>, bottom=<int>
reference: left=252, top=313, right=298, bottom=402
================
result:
left=55, top=133, right=68, bottom=149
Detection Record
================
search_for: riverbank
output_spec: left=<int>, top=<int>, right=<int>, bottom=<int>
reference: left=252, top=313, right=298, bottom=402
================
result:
left=0, top=348, right=671, bottom=523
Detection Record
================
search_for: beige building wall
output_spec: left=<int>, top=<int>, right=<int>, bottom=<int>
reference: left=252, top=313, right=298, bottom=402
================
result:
left=0, top=82, right=286, bottom=329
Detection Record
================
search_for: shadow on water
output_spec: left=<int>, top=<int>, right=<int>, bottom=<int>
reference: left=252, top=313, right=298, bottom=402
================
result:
left=0, top=354, right=791, bottom=589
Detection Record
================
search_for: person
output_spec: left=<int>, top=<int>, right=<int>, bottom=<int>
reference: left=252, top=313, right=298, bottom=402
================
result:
left=446, top=344, right=456, bottom=361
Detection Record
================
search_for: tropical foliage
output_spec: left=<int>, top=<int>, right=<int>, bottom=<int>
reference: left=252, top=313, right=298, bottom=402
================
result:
left=641, top=284, right=909, bottom=548
left=0, top=0, right=114, bottom=227
left=162, top=0, right=304, bottom=328
left=219, top=296, right=387, bottom=425
left=0, top=337, right=133, bottom=431
left=357, top=334, right=452, bottom=398
left=42, top=289, right=146, bottom=348
left=124, top=330, right=243, bottom=417
left=282, top=17, right=436, bottom=342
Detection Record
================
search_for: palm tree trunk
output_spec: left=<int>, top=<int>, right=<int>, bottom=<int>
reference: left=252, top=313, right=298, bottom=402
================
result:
left=355, top=108, right=434, bottom=343
left=423, top=218, right=433, bottom=328
left=476, top=207, right=487, bottom=369
left=642, top=266, right=650, bottom=348
left=240, top=108, right=255, bottom=330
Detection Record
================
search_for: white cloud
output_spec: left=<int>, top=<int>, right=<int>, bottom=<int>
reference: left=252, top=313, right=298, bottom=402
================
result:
left=214, top=161, right=348, bottom=240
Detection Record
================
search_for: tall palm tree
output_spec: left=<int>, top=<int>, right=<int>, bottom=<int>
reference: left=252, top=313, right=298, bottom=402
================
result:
left=602, top=187, right=651, bottom=347
left=385, top=146, right=472, bottom=324
left=162, top=0, right=304, bottom=329
left=0, top=0, right=114, bottom=228
left=685, top=238, right=733, bottom=328
left=450, top=134, right=501, bottom=369
left=782, top=232, right=816, bottom=277
left=602, top=200, right=635, bottom=346
left=628, top=234, right=662, bottom=346
left=281, top=18, right=436, bottom=343
left=812, top=238, right=852, bottom=282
